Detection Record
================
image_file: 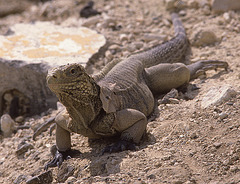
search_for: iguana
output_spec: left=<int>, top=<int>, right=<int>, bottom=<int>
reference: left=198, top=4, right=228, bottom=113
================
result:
left=44, top=13, right=228, bottom=169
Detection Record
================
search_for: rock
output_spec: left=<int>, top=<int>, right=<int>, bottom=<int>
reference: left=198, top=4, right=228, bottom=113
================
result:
left=0, top=114, right=16, bottom=137
left=0, top=0, right=32, bottom=17
left=105, top=157, right=121, bottom=174
left=191, top=29, right=219, bottom=47
left=13, top=174, right=28, bottom=184
left=119, top=34, right=128, bottom=42
left=26, top=170, right=52, bottom=184
left=165, top=0, right=177, bottom=10
left=162, top=18, right=171, bottom=27
left=142, top=34, right=167, bottom=43
left=211, top=0, right=240, bottom=12
left=0, top=21, right=105, bottom=116
left=158, top=88, right=179, bottom=104
left=213, top=142, right=222, bottom=148
left=1, top=22, right=105, bottom=67
left=81, top=16, right=101, bottom=27
left=168, top=98, right=180, bottom=104
left=173, top=180, right=184, bottom=184
left=134, top=41, right=144, bottom=49
left=223, top=12, right=231, bottom=22
left=15, top=116, right=24, bottom=124
left=187, top=0, right=199, bottom=9
left=201, top=86, right=237, bottom=108
left=16, top=142, right=34, bottom=156
left=165, top=0, right=186, bottom=10
left=57, top=163, right=75, bottom=183
left=147, top=174, right=156, bottom=179
left=101, top=17, right=117, bottom=28
left=105, top=50, right=113, bottom=60
left=108, top=44, right=121, bottom=51
left=179, top=10, right=187, bottom=16
left=65, top=176, right=77, bottom=183
left=219, top=112, right=228, bottom=120
left=126, top=44, right=136, bottom=52
left=190, top=132, right=198, bottom=139
left=199, top=0, right=210, bottom=8
left=229, top=165, right=238, bottom=172
left=0, top=59, right=56, bottom=117
left=202, top=5, right=211, bottom=15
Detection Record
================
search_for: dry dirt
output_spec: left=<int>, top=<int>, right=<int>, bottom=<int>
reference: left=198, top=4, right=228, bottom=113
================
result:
left=0, top=0, right=240, bottom=183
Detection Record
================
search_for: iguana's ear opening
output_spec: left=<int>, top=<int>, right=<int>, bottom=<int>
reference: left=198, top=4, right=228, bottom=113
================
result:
left=99, top=86, right=116, bottom=113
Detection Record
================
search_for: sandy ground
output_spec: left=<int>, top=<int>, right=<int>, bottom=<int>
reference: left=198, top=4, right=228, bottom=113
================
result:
left=0, top=0, right=239, bottom=183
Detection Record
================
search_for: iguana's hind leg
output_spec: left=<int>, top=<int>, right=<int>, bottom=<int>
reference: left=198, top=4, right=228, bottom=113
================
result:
left=145, top=63, right=190, bottom=94
left=145, top=60, right=228, bottom=95
left=102, top=109, right=147, bottom=154
left=187, top=60, right=228, bottom=80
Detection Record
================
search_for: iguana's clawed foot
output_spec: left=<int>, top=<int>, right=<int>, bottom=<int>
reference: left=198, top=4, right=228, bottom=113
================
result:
left=188, top=60, right=229, bottom=80
left=44, top=149, right=80, bottom=170
left=102, top=140, right=136, bottom=155
left=44, top=150, right=70, bottom=170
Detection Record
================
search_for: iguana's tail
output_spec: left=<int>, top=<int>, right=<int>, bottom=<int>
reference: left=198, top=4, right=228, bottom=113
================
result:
left=133, top=13, right=191, bottom=67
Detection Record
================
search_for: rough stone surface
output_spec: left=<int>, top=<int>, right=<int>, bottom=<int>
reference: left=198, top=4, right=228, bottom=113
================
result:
left=0, top=59, right=56, bottom=117
left=201, top=86, right=237, bottom=108
left=0, top=0, right=32, bottom=17
left=16, top=142, right=34, bottom=156
left=211, top=0, right=240, bottom=12
left=57, top=163, right=75, bottom=183
left=0, top=22, right=106, bottom=67
left=26, top=170, right=52, bottom=184
left=0, top=114, right=15, bottom=137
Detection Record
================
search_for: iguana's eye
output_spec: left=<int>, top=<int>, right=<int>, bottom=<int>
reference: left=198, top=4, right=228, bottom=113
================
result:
left=70, top=68, right=76, bottom=74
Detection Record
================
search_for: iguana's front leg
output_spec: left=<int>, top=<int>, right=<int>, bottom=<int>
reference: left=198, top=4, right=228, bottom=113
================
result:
left=44, top=110, right=73, bottom=170
left=103, top=109, right=147, bottom=154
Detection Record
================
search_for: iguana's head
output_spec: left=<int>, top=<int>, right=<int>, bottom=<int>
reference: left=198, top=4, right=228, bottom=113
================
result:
left=47, top=63, right=99, bottom=105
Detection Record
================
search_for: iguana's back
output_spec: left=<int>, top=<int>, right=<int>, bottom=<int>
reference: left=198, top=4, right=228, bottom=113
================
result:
left=97, top=13, right=190, bottom=116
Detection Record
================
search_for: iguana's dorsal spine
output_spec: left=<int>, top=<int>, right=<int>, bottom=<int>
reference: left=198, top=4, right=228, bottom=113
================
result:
left=93, top=58, right=121, bottom=82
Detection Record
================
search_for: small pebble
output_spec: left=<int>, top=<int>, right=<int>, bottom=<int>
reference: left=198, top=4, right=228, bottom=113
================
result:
left=190, top=132, right=198, bottom=139
left=229, top=165, right=238, bottom=172
left=105, top=50, right=113, bottom=60
left=147, top=174, right=156, bottom=179
left=119, top=34, right=128, bottom=41
left=188, top=0, right=199, bottom=9
left=223, top=12, right=231, bottom=22
left=81, top=16, right=101, bottom=27
left=15, top=116, right=24, bottom=124
left=219, top=112, right=228, bottom=120
left=168, top=98, right=180, bottom=104
left=134, top=41, right=144, bottom=49
left=213, top=142, right=222, bottom=149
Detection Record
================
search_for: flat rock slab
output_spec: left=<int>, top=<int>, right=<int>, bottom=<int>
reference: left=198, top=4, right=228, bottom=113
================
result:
left=201, top=85, right=237, bottom=108
left=0, top=21, right=106, bottom=67
left=0, top=22, right=106, bottom=117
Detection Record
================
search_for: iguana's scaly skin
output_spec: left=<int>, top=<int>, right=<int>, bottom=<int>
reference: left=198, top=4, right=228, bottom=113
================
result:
left=44, top=13, right=228, bottom=169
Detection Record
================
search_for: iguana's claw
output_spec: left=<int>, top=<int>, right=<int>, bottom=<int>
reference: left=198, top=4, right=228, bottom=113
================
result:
left=188, top=60, right=229, bottom=80
left=44, top=149, right=74, bottom=170
left=102, top=140, right=136, bottom=155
